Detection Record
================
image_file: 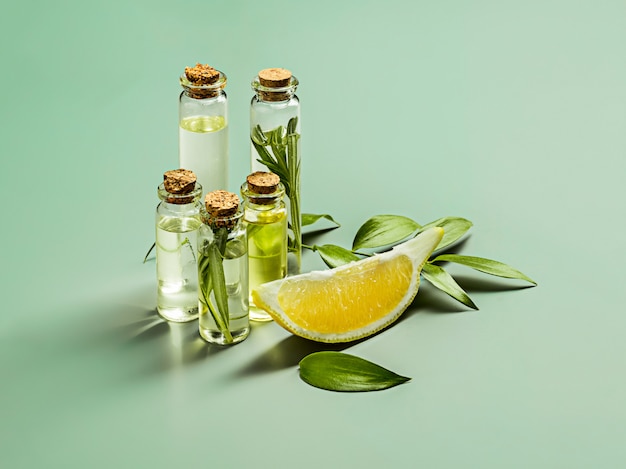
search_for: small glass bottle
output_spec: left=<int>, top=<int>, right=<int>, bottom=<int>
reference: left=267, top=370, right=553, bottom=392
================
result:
left=241, top=172, right=287, bottom=322
left=197, top=190, right=249, bottom=345
left=250, top=68, right=301, bottom=275
left=156, top=169, right=203, bottom=322
left=179, top=63, right=229, bottom=194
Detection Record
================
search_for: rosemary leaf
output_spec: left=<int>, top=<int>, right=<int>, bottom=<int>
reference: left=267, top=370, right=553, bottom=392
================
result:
left=208, top=229, right=230, bottom=329
left=352, top=215, right=421, bottom=251
left=287, top=116, right=298, bottom=134
left=421, top=263, right=478, bottom=310
left=430, top=254, right=537, bottom=285
left=198, top=255, right=213, bottom=310
left=143, top=242, right=155, bottom=263
left=299, top=352, right=411, bottom=392
left=270, top=128, right=287, bottom=166
left=252, top=141, right=272, bottom=163
left=251, top=125, right=268, bottom=146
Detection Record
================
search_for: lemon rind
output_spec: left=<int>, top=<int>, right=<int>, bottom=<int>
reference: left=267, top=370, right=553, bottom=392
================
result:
left=252, top=227, right=444, bottom=343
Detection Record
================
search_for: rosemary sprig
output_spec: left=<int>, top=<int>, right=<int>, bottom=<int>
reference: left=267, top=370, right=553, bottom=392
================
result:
left=251, top=117, right=301, bottom=269
left=198, top=227, right=233, bottom=343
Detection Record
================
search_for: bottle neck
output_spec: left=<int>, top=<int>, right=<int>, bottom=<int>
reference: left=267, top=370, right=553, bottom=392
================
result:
left=182, top=88, right=225, bottom=100
left=241, top=181, right=285, bottom=208
left=180, top=71, right=227, bottom=99
left=157, top=183, right=203, bottom=205
left=252, top=75, right=298, bottom=103
left=200, top=207, right=243, bottom=233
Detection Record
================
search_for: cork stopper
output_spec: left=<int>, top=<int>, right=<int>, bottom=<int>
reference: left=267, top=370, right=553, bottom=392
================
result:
left=258, top=68, right=292, bottom=88
left=181, top=63, right=225, bottom=99
left=160, top=169, right=200, bottom=204
left=247, top=171, right=280, bottom=194
left=185, top=63, right=220, bottom=85
left=163, top=169, right=197, bottom=194
left=205, top=190, right=240, bottom=217
left=255, top=68, right=296, bottom=102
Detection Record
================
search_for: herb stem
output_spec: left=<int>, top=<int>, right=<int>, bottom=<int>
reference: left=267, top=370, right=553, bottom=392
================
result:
left=251, top=117, right=302, bottom=273
left=198, top=227, right=234, bottom=343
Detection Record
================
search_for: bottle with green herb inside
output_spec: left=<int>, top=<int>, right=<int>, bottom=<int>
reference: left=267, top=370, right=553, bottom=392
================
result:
left=241, top=171, right=287, bottom=322
left=250, top=68, right=301, bottom=275
left=197, top=190, right=249, bottom=345
left=156, top=169, right=203, bottom=322
left=179, top=63, right=228, bottom=194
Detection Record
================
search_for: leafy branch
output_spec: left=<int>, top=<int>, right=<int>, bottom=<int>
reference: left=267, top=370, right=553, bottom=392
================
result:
left=251, top=118, right=302, bottom=267
left=304, top=215, right=536, bottom=310
left=198, top=227, right=233, bottom=343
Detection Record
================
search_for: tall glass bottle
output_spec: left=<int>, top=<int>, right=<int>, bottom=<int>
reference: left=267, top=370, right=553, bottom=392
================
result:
left=250, top=68, right=301, bottom=275
left=197, top=190, right=249, bottom=345
left=241, top=172, right=287, bottom=322
left=179, top=63, right=229, bottom=194
left=156, top=169, right=203, bottom=322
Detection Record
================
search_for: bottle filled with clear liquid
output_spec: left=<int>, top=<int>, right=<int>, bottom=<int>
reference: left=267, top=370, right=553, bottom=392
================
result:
left=250, top=68, right=301, bottom=274
left=179, top=63, right=228, bottom=194
left=197, top=190, right=249, bottom=345
left=241, top=172, right=287, bottom=321
left=156, top=169, right=203, bottom=322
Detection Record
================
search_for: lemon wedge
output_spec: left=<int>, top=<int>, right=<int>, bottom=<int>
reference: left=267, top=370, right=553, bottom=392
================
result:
left=252, top=227, right=444, bottom=343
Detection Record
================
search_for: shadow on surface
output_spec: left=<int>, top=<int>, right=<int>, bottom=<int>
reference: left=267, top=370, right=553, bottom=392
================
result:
left=83, top=301, right=227, bottom=376
left=233, top=334, right=361, bottom=377
left=450, top=274, right=536, bottom=292
left=411, top=284, right=470, bottom=314
left=413, top=272, right=536, bottom=314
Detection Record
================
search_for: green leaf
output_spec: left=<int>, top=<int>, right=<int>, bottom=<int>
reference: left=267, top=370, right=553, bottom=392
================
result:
left=430, top=254, right=537, bottom=285
left=143, top=242, right=155, bottom=263
left=420, top=217, right=473, bottom=251
left=287, top=116, right=298, bottom=134
left=299, top=352, right=411, bottom=392
left=352, top=215, right=421, bottom=251
left=313, top=244, right=361, bottom=268
left=208, top=242, right=229, bottom=324
left=421, top=263, right=478, bottom=310
left=302, top=213, right=341, bottom=227
left=250, top=125, right=268, bottom=146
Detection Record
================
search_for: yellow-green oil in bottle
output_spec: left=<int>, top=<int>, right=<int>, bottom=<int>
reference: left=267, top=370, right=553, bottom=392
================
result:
left=242, top=176, right=287, bottom=322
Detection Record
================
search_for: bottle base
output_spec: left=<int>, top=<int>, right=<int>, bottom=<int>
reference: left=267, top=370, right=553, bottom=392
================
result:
left=199, top=326, right=250, bottom=345
left=249, top=306, right=273, bottom=322
left=157, top=306, right=199, bottom=323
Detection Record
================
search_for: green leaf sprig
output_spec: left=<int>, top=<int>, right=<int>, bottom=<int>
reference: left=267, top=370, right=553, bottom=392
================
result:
left=304, top=215, right=536, bottom=310
left=251, top=118, right=302, bottom=266
left=198, top=227, right=233, bottom=343
left=299, top=351, right=410, bottom=392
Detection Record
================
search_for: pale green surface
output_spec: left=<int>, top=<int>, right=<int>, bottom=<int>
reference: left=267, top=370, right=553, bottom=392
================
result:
left=1, top=0, right=625, bottom=467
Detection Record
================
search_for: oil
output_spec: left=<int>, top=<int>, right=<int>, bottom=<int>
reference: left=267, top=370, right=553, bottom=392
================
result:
left=241, top=173, right=287, bottom=322
left=179, top=115, right=228, bottom=194
left=247, top=214, right=287, bottom=321
left=156, top=216, right=202, bottom=322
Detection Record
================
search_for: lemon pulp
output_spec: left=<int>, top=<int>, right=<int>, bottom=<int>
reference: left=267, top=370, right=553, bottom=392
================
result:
left=277, top=255, right=413, bottom=334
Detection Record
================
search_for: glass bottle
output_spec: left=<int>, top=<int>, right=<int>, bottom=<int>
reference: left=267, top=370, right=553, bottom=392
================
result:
left=241, top=172, right=287, bottom=322
left=250, top=68, right=301, bottom=275
left=156, top=169, right=203, bottom=323
left=179, top=63, right=229, bottom=194
left=197, top=190, right=249, bottom=345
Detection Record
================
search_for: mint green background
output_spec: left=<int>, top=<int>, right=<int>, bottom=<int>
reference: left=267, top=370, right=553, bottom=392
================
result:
left=1, top=1, right=625, bottom=467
